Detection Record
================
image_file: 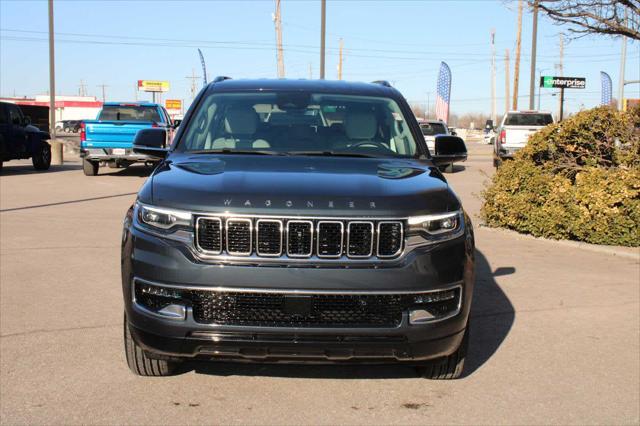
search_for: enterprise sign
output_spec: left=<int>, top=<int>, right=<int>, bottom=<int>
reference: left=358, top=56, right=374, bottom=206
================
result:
left=540, top=76, right=586, bottom=89
left=137, top=80, right=170, bottom=93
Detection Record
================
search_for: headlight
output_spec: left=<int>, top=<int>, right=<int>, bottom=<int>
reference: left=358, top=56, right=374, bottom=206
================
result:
left=137, top=203, right=192, bottom=231
left=407, top=211, right=463, bottom=241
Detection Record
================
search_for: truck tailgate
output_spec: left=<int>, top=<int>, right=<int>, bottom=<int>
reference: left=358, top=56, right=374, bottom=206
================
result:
left=83, top=121, right=153, bottom=149
left=504, top=126, right=542, bottom=147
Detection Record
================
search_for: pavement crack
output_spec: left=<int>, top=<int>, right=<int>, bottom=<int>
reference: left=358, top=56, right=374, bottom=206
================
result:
left=0, top=323, right=120, bottom=338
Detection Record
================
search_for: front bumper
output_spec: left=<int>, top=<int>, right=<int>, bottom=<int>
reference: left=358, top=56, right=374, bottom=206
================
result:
left=80, top=148, right=156, bottom=163
left=122, top=218, right=475, bottom=364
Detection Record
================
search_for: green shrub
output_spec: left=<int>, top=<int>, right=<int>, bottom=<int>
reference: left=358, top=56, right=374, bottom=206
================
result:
left=482, top=106, right=640, bottom=247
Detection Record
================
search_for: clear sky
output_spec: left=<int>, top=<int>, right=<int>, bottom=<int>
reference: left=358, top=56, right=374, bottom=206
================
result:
left=1, top=0, right=638, bottom=116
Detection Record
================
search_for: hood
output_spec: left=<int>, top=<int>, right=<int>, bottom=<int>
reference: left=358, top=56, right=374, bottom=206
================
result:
left=143, top=153, right=460, bottom=216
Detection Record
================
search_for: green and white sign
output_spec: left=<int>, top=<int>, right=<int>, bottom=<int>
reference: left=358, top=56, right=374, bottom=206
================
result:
left=540, top=76, right=586, bottom=89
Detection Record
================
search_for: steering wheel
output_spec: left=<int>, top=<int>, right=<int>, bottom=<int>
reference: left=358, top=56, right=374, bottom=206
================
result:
left=349, top=141, right=389, bottom=150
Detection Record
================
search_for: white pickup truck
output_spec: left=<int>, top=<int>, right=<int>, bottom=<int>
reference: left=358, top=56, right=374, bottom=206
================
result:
left=493, top=110, right=554, bottom=167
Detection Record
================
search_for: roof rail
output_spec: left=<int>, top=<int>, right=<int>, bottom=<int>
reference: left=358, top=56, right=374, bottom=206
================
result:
left=213, top=76, right=232, bottom=83
left=371, top=80, right=392, bottom=87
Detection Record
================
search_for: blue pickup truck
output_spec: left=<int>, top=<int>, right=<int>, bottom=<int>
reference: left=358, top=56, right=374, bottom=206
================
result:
left=80, top=102, right=173, bottom=176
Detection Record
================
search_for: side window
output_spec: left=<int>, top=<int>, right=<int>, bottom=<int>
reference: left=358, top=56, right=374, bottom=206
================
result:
left=8, top=105, right=22, bottom=125
left=0, top=105, right=7, bottom=125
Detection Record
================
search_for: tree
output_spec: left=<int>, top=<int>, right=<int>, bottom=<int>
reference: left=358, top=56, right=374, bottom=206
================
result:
left=535, top=0, right=639, bottom=40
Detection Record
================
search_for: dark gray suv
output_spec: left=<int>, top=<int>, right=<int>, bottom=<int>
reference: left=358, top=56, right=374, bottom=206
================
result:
left=121, top=78, right=474, bottom=379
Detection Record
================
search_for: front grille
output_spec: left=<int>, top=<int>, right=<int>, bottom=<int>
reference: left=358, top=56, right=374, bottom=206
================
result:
left=195, top=216, right=404, bottom=260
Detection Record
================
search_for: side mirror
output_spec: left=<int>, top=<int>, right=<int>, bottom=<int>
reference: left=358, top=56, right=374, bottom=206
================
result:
left=431, top=135, right=467, bottom=166
left=23, top=116, right=32, bottom=126
left=173, top=119, right=182, bottom=128
left=133, top=128, right=169, bottom=158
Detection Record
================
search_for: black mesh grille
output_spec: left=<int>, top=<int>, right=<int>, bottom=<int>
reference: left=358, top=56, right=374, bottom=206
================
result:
left=378, top=222, right=403, bottom=257
left=197, top=218, right=222, bottom=253
left=256, top=220, right=282, bottom=256
left=226, top=220, right=252, bottom=254
left=348, top=222, right=373, bottom=257
left=191, top=292, right=405, bottom=327
left=317, top=222, right=343, bottom=257
left=287, top=221, right=312, bottom=256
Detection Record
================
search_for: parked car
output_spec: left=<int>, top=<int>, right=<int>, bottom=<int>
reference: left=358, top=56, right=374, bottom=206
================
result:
left=121, top=78, right=474, bottom=379
left=63, top=120, right=82, bottom=133
left=80, top=102, right=174, bottom=176
left=494, top=110, right=554, bottom=167
left=419, top=120, right=466, bottom=173
left=0, top=101, right=51, bottom=172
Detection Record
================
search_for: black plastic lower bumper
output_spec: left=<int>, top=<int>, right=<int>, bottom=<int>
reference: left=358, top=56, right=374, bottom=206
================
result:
left=130, top=322, right=466, bottom=364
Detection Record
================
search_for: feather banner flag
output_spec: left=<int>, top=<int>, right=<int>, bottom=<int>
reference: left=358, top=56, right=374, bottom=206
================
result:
left=435, top=62, right=452, bottom=123
left=600, top=72, right=612, bottom=106
left=198, top=49, right=208, bottom=86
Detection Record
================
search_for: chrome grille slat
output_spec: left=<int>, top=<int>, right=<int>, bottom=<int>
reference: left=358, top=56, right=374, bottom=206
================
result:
left=194, top=216, right=403, bottom=260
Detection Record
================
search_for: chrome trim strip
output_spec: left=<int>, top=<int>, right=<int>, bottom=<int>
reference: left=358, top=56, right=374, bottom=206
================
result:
left=347, top=221, right=374, bottom=258
left=226, top=218, right=253, bottom=256
left=316, top=221, right=344, bottom=258
left=256, top=219, right=283, bottom=257
left=286, top=220, right=314, bottom=258
left=133, top=277, right=463, bottom=296
left=195, top=216, right=223, bottom=255
left=376, top=221, right=404, bottom=258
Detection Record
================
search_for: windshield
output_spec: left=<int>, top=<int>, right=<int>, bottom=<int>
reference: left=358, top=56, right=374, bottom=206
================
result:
left=178, top=92, right=419, bottom=158
left=99, top=105, right=161, bottom=122
left=420, top=122, right=447, bottom=136
left=505, top=113, right=553, bottom=126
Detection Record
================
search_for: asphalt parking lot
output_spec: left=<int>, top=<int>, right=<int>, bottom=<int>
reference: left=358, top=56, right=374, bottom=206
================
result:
left=1, top=142, right=638, bottom=425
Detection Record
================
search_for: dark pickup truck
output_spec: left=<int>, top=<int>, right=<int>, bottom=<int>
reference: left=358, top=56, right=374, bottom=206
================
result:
left=121, top=78, right=474, bottom=379
left=0, top=101, right=51, bottom=172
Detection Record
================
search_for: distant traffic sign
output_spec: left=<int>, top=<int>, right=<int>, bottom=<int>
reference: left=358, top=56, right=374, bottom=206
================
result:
left=137, top=80, right=170, bottom=93
left=540, top=76, right=586, bottom=89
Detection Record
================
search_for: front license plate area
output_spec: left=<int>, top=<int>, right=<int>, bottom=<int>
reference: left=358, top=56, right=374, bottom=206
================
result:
left=282, top=296, right=313, bottom=317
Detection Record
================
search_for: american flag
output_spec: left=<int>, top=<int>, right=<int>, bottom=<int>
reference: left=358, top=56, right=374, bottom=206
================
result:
left=600, top=71, right=612, bottom=106
left=435, top=62, right=452, bottom=123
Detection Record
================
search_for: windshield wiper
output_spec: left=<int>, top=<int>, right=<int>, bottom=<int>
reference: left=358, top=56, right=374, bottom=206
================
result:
left=288, top=150, right=378, bottom=158
left=189, top=149, right=287, bottom=156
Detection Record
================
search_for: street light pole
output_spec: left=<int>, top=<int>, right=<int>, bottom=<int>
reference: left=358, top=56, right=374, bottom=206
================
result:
left=320, top=0, right=326, bottom=79
left=48, top=0, right=62, bottom=165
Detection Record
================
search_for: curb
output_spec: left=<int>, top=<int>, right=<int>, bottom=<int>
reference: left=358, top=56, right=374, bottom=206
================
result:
left=477, top=224, right=640, bottom=260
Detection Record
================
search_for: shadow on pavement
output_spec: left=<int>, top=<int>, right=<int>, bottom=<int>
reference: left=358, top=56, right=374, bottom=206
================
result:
left=0, top=192, right=138, bottom=212
left=0, top=163, right=81, bottom=176
left=180, top=249, right=515, bottom=380
left=100, top=164, right=155, bottom=178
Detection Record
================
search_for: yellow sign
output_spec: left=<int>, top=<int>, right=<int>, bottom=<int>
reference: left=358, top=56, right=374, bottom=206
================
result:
left=165, top=99, right=182, bottom=110
left=137, top=80, right=170, bottom=93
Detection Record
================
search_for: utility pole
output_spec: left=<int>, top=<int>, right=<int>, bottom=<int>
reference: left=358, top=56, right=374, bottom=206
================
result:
left=556, top=34, right=564, bottom=120
left=48, top=0, right=62, bottom=165
left=618, top=9, right=628, bottom=110
left=337, top=38, right=344, bottom=80
left=513, top=0, right=523, bottom=110
left=320, top=0, right=326, bottom=79
left=78, top=79, right=87, bottom=97
left=97, top=84, right=108, bottom=102
left=505, top=49, right=511, bottom=114
left=426, top=92, right=431, bottom=119
left=274, top=0, right=285, bottom=78
left=529, top=0, right=539, bottom=110
left=490, top=29, right=497, bottom=125
left=309, top=62, right=313, bottom=79
left=134, top=82, right=138, bottom=101
left=186, top=68, right=200, bottom=100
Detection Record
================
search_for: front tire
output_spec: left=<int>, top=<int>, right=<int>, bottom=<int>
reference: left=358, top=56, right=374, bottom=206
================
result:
left=32, top=142, right=51, bottom=170
left=124, top=315, right=178, bottom=377
left=82, top=159, right=99, bottom=176
left=417, top=326, right=468, bottom=380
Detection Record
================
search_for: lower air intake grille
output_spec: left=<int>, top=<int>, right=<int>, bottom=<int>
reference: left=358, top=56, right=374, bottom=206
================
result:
left=191, top=292, right=405, bottom=327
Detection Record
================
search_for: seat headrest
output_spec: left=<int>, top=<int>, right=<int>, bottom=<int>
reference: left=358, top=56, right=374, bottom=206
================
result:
left=345, top=111, right=377, bottom=140
left=225, top=106, right=258, bottom=135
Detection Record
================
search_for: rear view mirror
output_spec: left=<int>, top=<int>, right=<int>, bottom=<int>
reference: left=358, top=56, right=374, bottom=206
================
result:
left=133, top=128, right=169, bottom=158
left=431, top=135, right=467, bottom=166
